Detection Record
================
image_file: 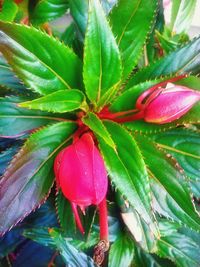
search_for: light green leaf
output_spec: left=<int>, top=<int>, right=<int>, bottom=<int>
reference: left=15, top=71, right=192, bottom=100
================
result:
left=82, top=112, right=116, bottom=149
left=109, top=0, right=157, bottom=80
left=0, top=22, right=82, bottom=95
left=0, top=122, right=77, bottom=235
left=0, top=0, right=18, bottom=22
left=170, top=0, right=197, bottom=34
left=83, top=0, right=122, bottom=107
left=135, top=134, right=200, bottom=232
left=98, top=121, right=157, bottom=233
left=30, top=0, right=69, bottom=25
left=109, top=233, right=134, bottom=267
left=19, top=90, right=87, bottom=113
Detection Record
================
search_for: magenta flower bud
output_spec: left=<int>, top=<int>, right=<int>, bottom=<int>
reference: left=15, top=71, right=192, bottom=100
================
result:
left=54, top=133, right=108, bottom=235
left=137, top=83, right=200, bottom=124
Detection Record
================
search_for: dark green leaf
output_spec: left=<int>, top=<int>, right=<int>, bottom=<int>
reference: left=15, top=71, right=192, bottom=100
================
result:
left=134, top=134, right=200, bottom=232
left=30, top=0, right=69, bottom=25
left=19, top=89, right=87, bottom=113
left=109, top=0, right=157, bottom=79
left=82, top=112, right=116, bottom=148
left=0, top=22, right=82, bottom=95
left=61, top=23, right=76, bottom=47
left=170, top=0, right=197, bottom=33
left=126, top=36, right=200, bottom=89
left=0, top=145, right=20, bottom=175
left=49, top=229, right=96, bottom=267
left=98, top=121, right=157, bottom=233
left=83, top=0, right=122, bottom=107
left=56, top=191, right=76, bottom=236
left=0, top=121, right=77, bottom=235
left=0, top=0, right=18, bottom=22
left=0, top=96, right=68, bottom=137
left=108, top=233, right=134, bottom=267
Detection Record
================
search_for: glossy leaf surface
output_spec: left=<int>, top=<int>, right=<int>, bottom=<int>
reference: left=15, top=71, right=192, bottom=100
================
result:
left=0, top=0, right=18, bottom=22
left=109, top=0, right=157, bottom=79
left=0, top=96, right=67, bottom=137
left=98, top=121, right=157, bottom=231
left=135, top=134, right=200, bottom=232
left=19, top=89, right=86, bottom=113
left=0, top=122, right=77, bottom=235
left=30, top=0, right=69, bottom=25
left=126, top=36, right=200, bottom=89
left=0, top=22, right=82, bottom=95
left=83, top=0, right=121, bottom=106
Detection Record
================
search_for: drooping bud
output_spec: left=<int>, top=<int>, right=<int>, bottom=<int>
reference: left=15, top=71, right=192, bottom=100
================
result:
left=137, top=83, right=200, bottom=124
left=54, top=133, right=108, bottom=235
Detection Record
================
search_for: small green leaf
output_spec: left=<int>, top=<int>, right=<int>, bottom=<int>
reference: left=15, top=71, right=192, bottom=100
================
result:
left=0, top=0, right=18, bottom=22
left=109, top=0, right=157, bottom=80
left=0, top=22, right=82, bottom=95
left=30, top=0, right=69, bottom=25
left=126, top=36, right=200, bottom=89
left=83, top=0, right=122, bottom=107
left=49, top=229, right=96, bottom=266
left=19, top=90, right=87, bottom=113
left=0, top=121, right=77, bottom=235
left=0, top=96, right=67, bottom=137
left=82, top=112, right=116, bottom=149
left=61, top=23, right=76, bottom=47
left=170, top=0, right=197, bottom=34
left=109, top=233, right=135, bottom=267
left=135, top=134, right=200, bottom=232
left=98, top=121, right=157, bottom=232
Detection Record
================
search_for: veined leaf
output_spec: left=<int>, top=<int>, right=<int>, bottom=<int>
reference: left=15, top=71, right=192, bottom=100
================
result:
left=126, top=36, right=200, bottom=89
left=170, top=0, right=197, bottom=34
left=0, top=122, right=77, bottom=235
left=108, top=233, right=134, bottom=267
left=98, top=121, right=157, bottom=232
left=19, top=90, right=87, bottom=113
left=109, top=0, right=157, bottom=80
left=0, top=0, right=18, bottom=22
left=82, top=112, right=116, bottom=149
left=30, top=0, right=69, bottom=25
left=0, top=145, right=21, bottom=175
left=0, top=96, right=68, bottom=137
left=134, top=134, right=200, bottom=232
left=83, top=0, right=122, bottom=107
left=49, top=229, right=96, bottom=267
left=69, top=0, right=88, bottom=39
left=0, top=22, right=82, bottom=95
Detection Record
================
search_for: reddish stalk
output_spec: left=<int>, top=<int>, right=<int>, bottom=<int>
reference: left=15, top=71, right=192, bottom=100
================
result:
left=113, top=110, right=144, bottom=123
left=99, top=197, right=109, bottom=242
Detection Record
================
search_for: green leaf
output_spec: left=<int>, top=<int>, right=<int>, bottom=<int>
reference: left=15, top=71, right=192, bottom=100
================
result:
left=98, top=121, right=157, bottom=232
left=108, top=233, right=134, bottom=267
left=19, top=90, right=87, bottom=113
left=150, top=128, right=200, bottom=197
left=82, top=112, right=116, bottom=149
left=61, top=23, right=76, bottom=47
left=30, top=0, right=69, bottom=25
left=126, top=36, right=200, bottom=89
left=83, top=0, right=122, bottom=107
left=157, top=224, right=200, bottom=267
left=0, top=121, right=77, bottom=235
left=170, top=0, right=197, bottom=34
left=0, top=96, right=68, bottom=137
left=0, top=0, right=18, bottom=22
left=109, top=0, right=157, bottom=80
left=56, top=191, right=76, bottom=236
left=69, top=0, right=88, bottom=39
left=49, top=229, right=96, bottom=267
left=0, top=22, right=82, bottom=95
left=134, top=134, right=200, bottom=232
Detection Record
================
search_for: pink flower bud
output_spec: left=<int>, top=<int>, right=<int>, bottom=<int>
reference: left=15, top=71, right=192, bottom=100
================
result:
left=163, top=0, right=171, bottom=8
left=54, top=133, right=108, bottom=234
left=137, top=83, right=200, bottom=124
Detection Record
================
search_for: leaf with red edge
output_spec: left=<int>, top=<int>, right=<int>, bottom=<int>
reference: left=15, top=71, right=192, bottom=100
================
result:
left=0, top=121, right=77, bottom=236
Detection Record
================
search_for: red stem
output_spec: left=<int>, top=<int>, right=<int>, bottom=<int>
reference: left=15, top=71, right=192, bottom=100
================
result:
left=71, top=203, right=85, bottom=234
left=113, top=111, right=144, bottom=123
left=99, top=197, right=109, bottom=241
